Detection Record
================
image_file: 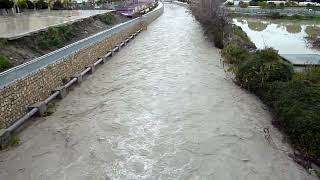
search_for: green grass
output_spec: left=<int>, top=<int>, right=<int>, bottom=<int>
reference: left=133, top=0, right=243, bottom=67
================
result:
left=0, top=55, right=12, bottom=72
left=36, top=25, right=75, bottom=50
left=233, top=26, right=251, bottom=44
left=44, top=101, right=59, bottom=116
left=99, top=13, right=116, bottom=25
left=9, top=135, right=20, bottom=146
left=294, top=66, right=320, bottom=84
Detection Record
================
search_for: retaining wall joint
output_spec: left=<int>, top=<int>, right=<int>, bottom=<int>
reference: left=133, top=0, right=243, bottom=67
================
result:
left=28, top=102, right=47, bottom=116
left=53, top=86, right=67, bottom=99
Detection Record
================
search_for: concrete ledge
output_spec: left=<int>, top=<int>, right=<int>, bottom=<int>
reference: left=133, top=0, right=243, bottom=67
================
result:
left=53, top=86, right=67, bottom=99
left=113, top=46, right=120, bottom=52
left=86, top=65, right=95, bottom=74
left=107, top=50, right=114, bottom=57
left=71, top=73, right=83, bottom=85
left=94, top=58, right=105, bottom=66
left=28, top=102, right=47, bottom=116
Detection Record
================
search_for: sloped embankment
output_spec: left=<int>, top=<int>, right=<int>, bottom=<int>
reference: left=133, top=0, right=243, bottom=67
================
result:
left=0, top=12, right=130, bottom=72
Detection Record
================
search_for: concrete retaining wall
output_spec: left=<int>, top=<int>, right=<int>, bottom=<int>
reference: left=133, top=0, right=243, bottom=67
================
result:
left=0, top=3, right=164, bottom=129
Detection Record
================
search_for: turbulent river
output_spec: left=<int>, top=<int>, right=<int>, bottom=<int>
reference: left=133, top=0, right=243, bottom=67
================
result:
left=0, top=3, right=316, bottom=180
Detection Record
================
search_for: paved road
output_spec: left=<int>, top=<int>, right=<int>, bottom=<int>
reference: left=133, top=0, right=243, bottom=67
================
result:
left=0, top=4, right=316, bottom=180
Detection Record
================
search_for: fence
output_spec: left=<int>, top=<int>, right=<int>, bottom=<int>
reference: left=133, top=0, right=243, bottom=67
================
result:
left=230, top=7, right=320, bottom=16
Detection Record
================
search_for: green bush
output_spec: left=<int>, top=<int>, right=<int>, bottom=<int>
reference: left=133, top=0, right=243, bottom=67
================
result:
left=268, top=2, right=276, bottom=8
left=36, top=25, right=74, bottom=50
left=233, top=26, right=251, bottom=44
left=235, top=48, right=293, bottom=90
left=52, top=0, right=64, bottom=10
left=258, top=1, right=268, bottom=7
left=294, top=66, right=320, bottom=84
left=222, top=42, right=251, bottom=64
left=230, top=25, right=256, bottom=49
left=26, top=0, right=34, bottom=9
left=16, top=0, right=28, bottom=8
left=35, top=0, right=48, bottom=9
left=226, top=1, right=234, bottom=6
left=99, top=13, right=116, bottom=25
left=249, top=1, right=258, bottom=6
left=0, top=55, right=12, bottom=72
left=262, top=81, right=320, bottom=158
left=240, top=2, right=249, bottom=8
left=278, top=2, right=285, bottom=9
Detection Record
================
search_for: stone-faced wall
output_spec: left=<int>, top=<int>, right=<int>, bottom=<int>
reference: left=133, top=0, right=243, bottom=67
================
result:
left=0, top=23, right=142, bottom=129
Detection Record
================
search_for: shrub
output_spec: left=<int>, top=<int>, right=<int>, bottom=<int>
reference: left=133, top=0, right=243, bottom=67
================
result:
left=249, top=1, right=258, bottom=6
left=36, top=25, right=74, bottom=50
left=52, top=0, right=64, bottom=10
left=222, top=42, right=251, bottom=64
left=235, top=48, right=293, bottom=90
left=99, top=13, right=116, bottom=25
left=258, top=1, right=268, bottom=7
left=226, top=1, right=234, bottom=6
left=16, top=0, right=28, bottom=9
left=268, top=2, right=276, bottom=8
left=35, top=0, right=48, bottom=9
left=0, top=55, right=12, bottom=72
left=233, top=26, right=251, bottom=43
left=26, top=0, right=34, bottom=9
left=294, top=66, right=320, bottom=84
left=262, top=81, right=320, bottom=158
left=239, top=2, right=249, bottom=8
left=278, top=2, right=285, bottom=9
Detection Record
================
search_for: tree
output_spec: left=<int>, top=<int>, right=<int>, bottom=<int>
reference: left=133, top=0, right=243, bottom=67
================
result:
left=189, top=0, right=230, bottom=48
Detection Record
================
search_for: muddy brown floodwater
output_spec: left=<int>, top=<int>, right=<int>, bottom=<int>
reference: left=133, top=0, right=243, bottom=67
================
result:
left=0, top=4, right=317, bottom=180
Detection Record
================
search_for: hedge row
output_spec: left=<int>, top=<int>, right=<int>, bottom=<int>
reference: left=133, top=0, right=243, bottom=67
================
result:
left=222, top=25, right=320, bottom=163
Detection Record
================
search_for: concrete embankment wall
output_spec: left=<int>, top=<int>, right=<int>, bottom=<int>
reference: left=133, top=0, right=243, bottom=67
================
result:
left=0, top=3, right=164, bottom=129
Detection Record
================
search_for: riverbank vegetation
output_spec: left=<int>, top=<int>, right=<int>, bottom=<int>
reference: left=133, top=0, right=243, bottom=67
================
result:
left=225, top=27, right=320, bottom=175
left=190, top=0, right=320, bottom=174
left=0, top=54, right=12, bottom=71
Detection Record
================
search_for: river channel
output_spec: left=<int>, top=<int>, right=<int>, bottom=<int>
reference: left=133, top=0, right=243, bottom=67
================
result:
left=0, top=3, right=316, bottom=180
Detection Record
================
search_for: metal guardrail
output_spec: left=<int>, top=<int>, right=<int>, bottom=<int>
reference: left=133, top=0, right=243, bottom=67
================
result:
left=231, top=7, right=320, bottom=16
left=0, top=2, right=163, bottom=88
